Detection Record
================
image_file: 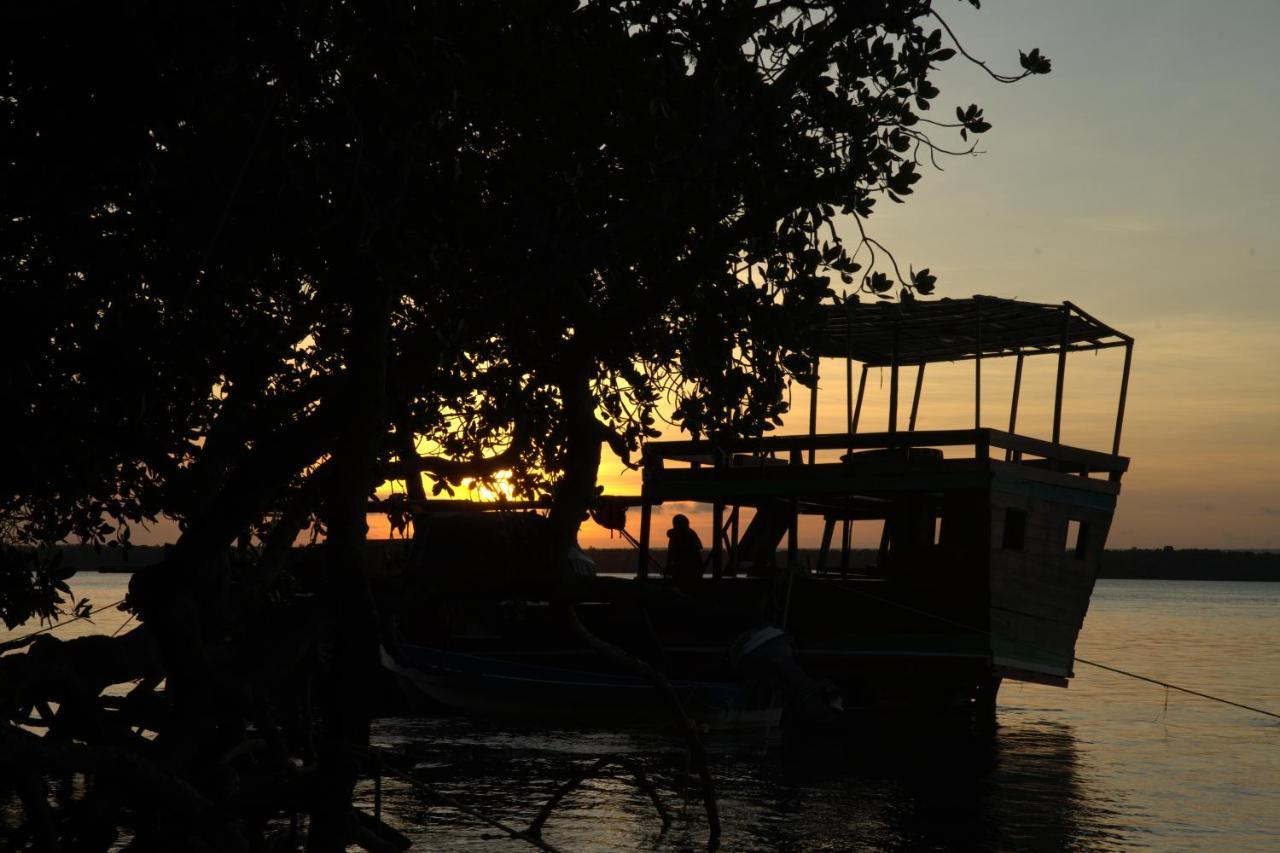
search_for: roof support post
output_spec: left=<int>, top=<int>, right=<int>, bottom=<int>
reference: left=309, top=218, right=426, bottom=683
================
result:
left=840, top=518, right=851, bottom=572
left=788, top=447, right=800, bottom=567
left=889, top=326, right=900, bottom=435
left=818, top=517, right=835, bottom=571
left=711, top=501, right=724, bottom=580
left=787, top=511, right=799, bottom=568
left=1007, top=353, right=1025, bottom=461
left=852, top=365, right=868, bottom=433
left=712, top=448, right=726, bottom=578
left=1053, top=305, right=1070, bottom=444
left=638, top=501, right=652, bottom=579
left=1112, top=341, right=1133, bottom=456
left=909, top=364, right=926, bottom=431
left=728, top=504, right=741, bottom=576
left=974, top=299, right=983, bottom=430
left=808, top=352, right=819, bottom=465
left=845, top=346, right=853, bottom=444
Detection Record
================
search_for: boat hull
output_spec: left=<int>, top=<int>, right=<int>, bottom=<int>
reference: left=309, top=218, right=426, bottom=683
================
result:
left=381, top=644, right=782, bottom=731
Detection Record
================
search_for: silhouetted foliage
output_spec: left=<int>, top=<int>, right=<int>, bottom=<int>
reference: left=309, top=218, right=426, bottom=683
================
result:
left=0, top=2, right=1046, bottom=848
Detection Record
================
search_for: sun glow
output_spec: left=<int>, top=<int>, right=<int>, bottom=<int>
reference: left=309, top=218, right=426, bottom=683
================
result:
left=461, top=471, right=517, bottom=502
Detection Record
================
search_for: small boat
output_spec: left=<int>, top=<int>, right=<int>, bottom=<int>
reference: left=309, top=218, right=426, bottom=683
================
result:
left=381, top=643, right=782, bottom=731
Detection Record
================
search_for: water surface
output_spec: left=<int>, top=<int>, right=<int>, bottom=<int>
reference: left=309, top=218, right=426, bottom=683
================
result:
left=5, top=577, right=1278, bottom=850
left=360, top=580, right=1280, bottom=851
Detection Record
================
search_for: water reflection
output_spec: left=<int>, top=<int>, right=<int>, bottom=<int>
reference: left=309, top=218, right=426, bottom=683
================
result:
left=361, top=714, right=1133, bottom=851
left=724, top=719, right=1130, bottom=852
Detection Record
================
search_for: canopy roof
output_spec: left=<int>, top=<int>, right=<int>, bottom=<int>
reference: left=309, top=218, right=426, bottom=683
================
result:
left=813, top=295, right=1131, bottom=367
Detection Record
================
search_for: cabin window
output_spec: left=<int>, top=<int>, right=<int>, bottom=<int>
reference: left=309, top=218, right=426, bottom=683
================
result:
left=1002, top=509, right=1026, bottom=551
left=1066, top=519, right=1090, bottom=559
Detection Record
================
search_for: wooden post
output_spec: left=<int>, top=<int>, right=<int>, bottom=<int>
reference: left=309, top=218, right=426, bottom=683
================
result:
left=818, top=518, right=835, bottom=571
left=711, top=502, right=723, bottom=580
left=1007, top=353, right=1024, bottom=461
left=638, top=501, right=652, bottom=579
left=788, top=447, right=800, bottom=566
left=841, top=324, right=856, bottom=563
left=889, top=327, right=900, bottom=434
left=909, top=363, right=926, bottom=432
left=1008, top=353, right=1025, bottom=434
left=729, top=504, right=741, bottom=576
left=1113, top=341, right=1133, bottom=456
left=1053, top=306, right=1070, bottom=444
left=845, top=349, right=853, bottom=440
left=787, top=511, right=798, bottom=568
left=852, top=365, right=868, bottom=433
left=974, top=299, right=983, bottom=430
left=840, top=518, right=852, bottom=572
left=808, top=353, right=819, bottom=464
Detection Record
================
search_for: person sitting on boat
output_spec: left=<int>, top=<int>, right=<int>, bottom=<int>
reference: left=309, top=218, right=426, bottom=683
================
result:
left=665, top=513, right=703, bottom=588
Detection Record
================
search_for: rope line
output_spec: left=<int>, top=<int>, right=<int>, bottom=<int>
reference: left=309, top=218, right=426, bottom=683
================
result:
left=809, top=575, right=1280, bottom=722
left=1073, top=656, right=1280, bottom=721
left=617, top=527, right=666, bottom=575
left=110, top=609, right=137, bottom=638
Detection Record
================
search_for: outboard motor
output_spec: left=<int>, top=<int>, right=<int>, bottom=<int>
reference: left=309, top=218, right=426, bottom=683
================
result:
left=731, top=626, right=843, bottom=726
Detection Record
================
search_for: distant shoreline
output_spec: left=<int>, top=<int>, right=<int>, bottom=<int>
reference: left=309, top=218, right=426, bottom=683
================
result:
left=1092, top=548, right=1280, bottom=582
left=55, top=543, right=1280, bottom=582
left=584, top=547, right=1280, bottom=582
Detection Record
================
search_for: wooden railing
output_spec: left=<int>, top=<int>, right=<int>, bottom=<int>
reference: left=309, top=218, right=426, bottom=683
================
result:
left=643, top=428, right=1129, bottom=481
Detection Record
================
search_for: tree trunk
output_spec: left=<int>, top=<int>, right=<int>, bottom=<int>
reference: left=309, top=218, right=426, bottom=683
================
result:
left=307, top=282, right=393, bottom=851
left=547, top=355, right=601, bottom=560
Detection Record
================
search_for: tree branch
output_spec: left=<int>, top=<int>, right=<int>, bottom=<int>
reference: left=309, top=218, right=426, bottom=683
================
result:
left=381, top=418, right=527, bottom=482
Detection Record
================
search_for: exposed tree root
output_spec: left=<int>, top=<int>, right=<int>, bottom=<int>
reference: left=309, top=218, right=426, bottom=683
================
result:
left=565, top=604, right=721, bottom=850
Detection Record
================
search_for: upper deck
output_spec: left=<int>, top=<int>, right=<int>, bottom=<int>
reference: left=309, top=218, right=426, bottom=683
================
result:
left=642, top=427, right=1128, bottom=507
left=643, top=295, right=1133, bottom=501
left=633, top=295, right=1134, bottom=578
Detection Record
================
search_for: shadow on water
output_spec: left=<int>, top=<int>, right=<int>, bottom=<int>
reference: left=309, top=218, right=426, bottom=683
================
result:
left=362, top=713, right=1135, bottom=851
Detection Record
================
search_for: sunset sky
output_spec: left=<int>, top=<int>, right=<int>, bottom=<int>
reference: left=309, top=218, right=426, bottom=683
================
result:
left=578, top=0, right=1280, bottom=550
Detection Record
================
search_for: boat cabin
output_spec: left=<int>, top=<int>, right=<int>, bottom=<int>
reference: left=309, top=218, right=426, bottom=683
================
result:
left=632, top=295, right=1133, bottom=692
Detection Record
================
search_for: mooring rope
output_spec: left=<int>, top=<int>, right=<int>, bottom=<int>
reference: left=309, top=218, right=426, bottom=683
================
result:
left=809, top=576, right=1280, bottom=722
left=617, top=527, right=666, bottom=575
left=110, top=609, right=137, bottom=638
left=1071, top=656, right=1280, bottom=721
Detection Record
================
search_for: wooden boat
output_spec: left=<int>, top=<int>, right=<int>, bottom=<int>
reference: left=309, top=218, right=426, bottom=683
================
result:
left=378, top=295, right=1134, bottom=723
left=381, top=644, right=782, bottom=731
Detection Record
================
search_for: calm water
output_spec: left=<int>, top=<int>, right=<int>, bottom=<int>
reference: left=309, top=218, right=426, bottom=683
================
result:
left=6, top=577, right=1279, bottom=850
